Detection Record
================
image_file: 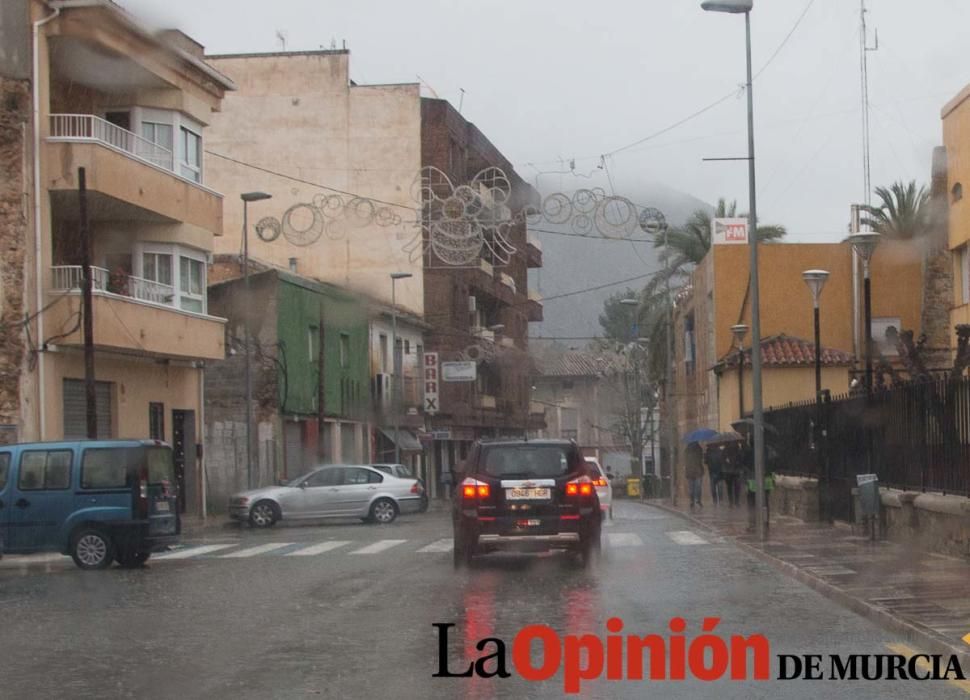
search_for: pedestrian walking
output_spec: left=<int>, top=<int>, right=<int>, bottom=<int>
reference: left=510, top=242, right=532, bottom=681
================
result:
left=720, top=441, right=742, bottom=507
left=705, top=444, right=723, bottom=506
left=742, top=438, right=774, bottom=532
left=685, top=442, right=705, bottom=509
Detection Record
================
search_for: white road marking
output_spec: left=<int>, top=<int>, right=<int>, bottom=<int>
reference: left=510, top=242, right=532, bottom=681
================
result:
left=154, top=544, right=237, bottom=559
left=417, top=538, right=454, bottom=553
left=607, top=533, right=644, bottom=548
left=667, top=530, right=709, bottom=545
left=285, top=541, right=351, bottom=557
left=219, top=542, right=295, bottom=558
left=0, top=553, right=67, bottom=568
left=350, top=539, right=407, bottom=555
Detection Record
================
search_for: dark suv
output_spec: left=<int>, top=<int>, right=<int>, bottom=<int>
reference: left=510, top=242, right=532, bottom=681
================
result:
left=452, top=439, right=602, bottom=568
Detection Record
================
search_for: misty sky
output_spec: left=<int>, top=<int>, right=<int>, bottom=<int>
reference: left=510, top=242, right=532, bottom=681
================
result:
left=124, top=0, right=969, bottom=241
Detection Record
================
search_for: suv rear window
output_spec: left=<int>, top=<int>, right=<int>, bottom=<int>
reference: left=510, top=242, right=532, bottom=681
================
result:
left=480, top=445, right=575, bottom=479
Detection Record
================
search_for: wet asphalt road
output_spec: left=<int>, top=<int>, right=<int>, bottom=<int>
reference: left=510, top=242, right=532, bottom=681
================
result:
left=0, top=500, right=965, bottom=699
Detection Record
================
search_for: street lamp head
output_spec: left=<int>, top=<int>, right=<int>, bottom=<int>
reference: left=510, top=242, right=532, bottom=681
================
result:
left=701, top=0, right=752, bottom=13
left=730, top=324, right=749, bottom=345
left=801, top=269, right=830, bottom=304
left=390, top=272, right=413, bottom=280
left=847, top=233, right=880, bottom=263
left=241, top=192, right=272, bottom=202
left=619, top=298, right=638, bottom=306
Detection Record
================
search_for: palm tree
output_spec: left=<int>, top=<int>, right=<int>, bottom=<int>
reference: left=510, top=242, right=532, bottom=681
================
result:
left=644, top=198, right=786, bottom=298
left=860, top=181, right=929, bottom=240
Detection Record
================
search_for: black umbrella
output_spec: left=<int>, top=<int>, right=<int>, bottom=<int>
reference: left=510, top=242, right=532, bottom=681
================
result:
left=703, top=431, right=744, bottom=444
left=730, top=418, right=779, bottom=437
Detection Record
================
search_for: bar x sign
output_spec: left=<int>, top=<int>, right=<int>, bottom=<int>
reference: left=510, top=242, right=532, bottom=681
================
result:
left=424, top=352, right=439, bottom=415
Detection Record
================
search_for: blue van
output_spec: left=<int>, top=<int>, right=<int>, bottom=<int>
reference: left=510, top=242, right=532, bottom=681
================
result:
left=0, top=440, right=180, bottom=569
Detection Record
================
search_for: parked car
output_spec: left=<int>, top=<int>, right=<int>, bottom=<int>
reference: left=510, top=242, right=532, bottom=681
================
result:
left=371, top=463, right=428, bottom=512
left=452, top=439, right=602, bottom=568
left=584, top=457, right=613, bottom=520
left=0, top=440, right=180, bottom=570
left=229, top=464, right=424, bottom=527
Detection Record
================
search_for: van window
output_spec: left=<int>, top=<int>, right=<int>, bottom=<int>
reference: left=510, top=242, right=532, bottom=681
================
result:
left=19, top=450, right=72, bottom=490
left=146, top=447, right=175, bottom=485
left=0, top=453, right=9, bottom=489
left=81, top=449, right=130, bottom=489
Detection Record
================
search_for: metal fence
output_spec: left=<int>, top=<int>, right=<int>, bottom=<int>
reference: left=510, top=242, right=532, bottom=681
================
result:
left=764, top=377, right=970, bottom=520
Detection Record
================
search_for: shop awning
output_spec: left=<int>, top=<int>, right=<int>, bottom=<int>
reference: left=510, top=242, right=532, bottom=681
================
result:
left=378, top=428, right=423, bottom=452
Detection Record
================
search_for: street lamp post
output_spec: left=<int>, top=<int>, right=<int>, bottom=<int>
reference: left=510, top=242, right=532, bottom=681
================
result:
left=620, top=298, right=641, bottom=480
left=390, top=272, right=413, bottom=464
left=730, top=324, right=749, bottom=419
left=802, top=269, right=830, bottom=520
left=241, top=191, right=272, bottom=490
left=847, top=233, right=880, bottom=392
left=701, top=0, right=766, bottom=540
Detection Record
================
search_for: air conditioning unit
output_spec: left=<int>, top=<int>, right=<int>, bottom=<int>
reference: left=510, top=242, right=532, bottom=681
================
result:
left=373, top=373, right=391, bottom=406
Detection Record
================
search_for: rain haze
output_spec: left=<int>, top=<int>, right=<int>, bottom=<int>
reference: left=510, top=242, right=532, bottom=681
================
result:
left=123, top=0, right=969, bottom=239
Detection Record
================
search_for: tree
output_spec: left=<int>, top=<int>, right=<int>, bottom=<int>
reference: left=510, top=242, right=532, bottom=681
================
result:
left=860, top=181, right=929, bottom=240
left=645, top=198, right=786, bottom=299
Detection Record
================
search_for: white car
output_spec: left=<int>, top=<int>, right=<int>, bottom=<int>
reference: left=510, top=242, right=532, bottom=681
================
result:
left=584, top=457, right=613, bottom=520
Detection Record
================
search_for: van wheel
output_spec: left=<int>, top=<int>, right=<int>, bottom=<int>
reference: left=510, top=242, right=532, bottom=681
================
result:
left=370, top=498, right=398, bottom=524
left=249, top=501, right=279, bottom=528
left=116, top=549, right=151, bottom=568
left=70, top=528, right=115, bottom=570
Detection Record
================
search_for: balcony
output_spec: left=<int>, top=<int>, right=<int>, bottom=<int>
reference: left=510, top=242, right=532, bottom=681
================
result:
left=525, top=289, right=544, bottom=322
left=46, top=114, right=222, bottom=234
left=47, top=265, right=225, bottom=361
left=526, top=234, right=543, bottom=268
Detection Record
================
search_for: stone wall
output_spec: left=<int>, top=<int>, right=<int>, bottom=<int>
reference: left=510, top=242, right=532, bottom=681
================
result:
left=769, top=475, right=820, bottom=522
left=876, top=489, right=970, bottom=559
left=0, top=77, right=30, bottom=443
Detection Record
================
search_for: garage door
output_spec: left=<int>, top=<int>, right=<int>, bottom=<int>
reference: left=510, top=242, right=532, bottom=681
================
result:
left=63, top=379, right=113, bottom=439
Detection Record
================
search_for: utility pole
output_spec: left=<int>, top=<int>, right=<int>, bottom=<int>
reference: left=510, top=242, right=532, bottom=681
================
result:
left=78, top=167, right=97, bottom=439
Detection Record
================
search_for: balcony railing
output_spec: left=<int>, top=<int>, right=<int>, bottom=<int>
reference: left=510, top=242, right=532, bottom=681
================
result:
left=51, top=265, right=176, bottom=307
left=49, top=114, right=175, bottom=172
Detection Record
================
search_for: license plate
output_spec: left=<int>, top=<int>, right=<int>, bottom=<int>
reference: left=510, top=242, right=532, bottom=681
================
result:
left=506, top=487, right=550, bottom=500
left=517, top=519, right=541, bottom=527
left=155, top=501, right=170, bottom=513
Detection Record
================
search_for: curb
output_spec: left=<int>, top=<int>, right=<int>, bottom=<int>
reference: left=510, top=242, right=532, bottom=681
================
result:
left=643, top=500, right=970, bottom=666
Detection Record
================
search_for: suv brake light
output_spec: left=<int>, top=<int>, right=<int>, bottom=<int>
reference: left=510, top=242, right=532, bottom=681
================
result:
left=565, top=476, right=594, bottom=496
left=460, top=478, right=490, bottom=499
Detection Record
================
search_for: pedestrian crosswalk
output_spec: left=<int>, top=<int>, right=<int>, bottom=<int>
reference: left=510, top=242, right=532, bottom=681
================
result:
left=1, top=528, right=711, bottom=570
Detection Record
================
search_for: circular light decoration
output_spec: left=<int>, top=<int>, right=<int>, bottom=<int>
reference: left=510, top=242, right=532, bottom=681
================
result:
left=638, top=207, right=668, bottom=236
left=282, top=202, right=324, bottom=246
left=255, top=216, right=282, bottom=242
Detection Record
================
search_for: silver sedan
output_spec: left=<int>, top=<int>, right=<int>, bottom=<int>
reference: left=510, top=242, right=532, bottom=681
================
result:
left=228, top=464, right=425, bottom=527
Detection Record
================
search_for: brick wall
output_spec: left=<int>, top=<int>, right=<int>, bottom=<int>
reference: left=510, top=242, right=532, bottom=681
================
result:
left=0, top=77, right=30, bottom=443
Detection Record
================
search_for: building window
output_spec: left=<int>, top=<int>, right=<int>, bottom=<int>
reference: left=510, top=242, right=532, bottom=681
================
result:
left=871, top=317, right=901, bottom=357
left=404, top=339, right=410, bottom=355
left=684, top=313, right=697, bottom=375
left=135, top=244, right=207, bottom=313
left=179, top=126, right=202, bottom=182
left=340, top=333, right=350, bottom=368
left=141, top=121, right=174, bottom=152
left=149, top=402, right=164, bottom=441
left=179, top=256, right=205, bottom=313
left=308, top=326, right=319, bottom=362
left=953, top=182, right=963, bottom=203
left=379, top=334, right=389, bottom=373
left=562, top=380, right=574, bottom=390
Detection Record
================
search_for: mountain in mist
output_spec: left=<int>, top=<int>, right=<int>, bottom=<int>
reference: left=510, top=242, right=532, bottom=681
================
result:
left=527, top=182, right=711, bottom=346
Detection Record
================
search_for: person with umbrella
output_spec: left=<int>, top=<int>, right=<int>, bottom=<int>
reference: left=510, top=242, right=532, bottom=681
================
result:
left=732, top=420, right=777, bottom=533
left=682, top=429, right=715, bottom=509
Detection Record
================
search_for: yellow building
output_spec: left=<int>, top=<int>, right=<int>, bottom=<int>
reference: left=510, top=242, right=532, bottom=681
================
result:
left=672, top=239, right=923, bottom=501
left=943, top=84, right=970, bottom=328
left=0, top=1, right=233, bottom=514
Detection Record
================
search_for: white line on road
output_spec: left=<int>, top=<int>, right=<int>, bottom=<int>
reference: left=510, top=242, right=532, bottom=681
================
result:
left=350, top=539, right=407, bottom=555
left=667, top=530, right=708, bottom=545
left=154, top=544, right=238, bottom=560
left=417, top=539, right=454, bottom=553
left=285, top=541, right=352, bottom=557
left=0, top=553, right=67, bottom=568
left=219, top=542, right=295, bottom=558
left=607, top=533, right=643, bottom=548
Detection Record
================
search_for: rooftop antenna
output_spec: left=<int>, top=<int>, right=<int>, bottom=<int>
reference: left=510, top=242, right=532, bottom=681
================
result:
left=275, top=30, right=287, bottom=51
left=458, top=87, right=466, bottom=114
left=859, top=0, right=878, bottom=220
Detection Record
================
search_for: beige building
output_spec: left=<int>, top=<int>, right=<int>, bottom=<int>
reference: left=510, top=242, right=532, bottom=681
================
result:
left=203, top=50, right=424, bottom=316
left=0, top=0, right=232, bottom=514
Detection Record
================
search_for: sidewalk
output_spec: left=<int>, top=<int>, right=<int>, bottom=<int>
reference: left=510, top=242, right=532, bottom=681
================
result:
left=644, top=498, right=970, bottom=663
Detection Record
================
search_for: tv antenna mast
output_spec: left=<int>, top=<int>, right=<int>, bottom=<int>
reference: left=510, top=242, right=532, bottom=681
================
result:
left=859, top=0, right=878, bottom=215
